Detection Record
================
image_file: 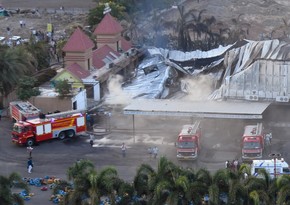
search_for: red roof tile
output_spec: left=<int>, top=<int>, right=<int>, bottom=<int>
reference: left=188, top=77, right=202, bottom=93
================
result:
left=66, top=63, right=91, bottom=79
left=93, top=13, right=123, bottom=35
left=63, top=27, right=95, bottom=52
left=120, top=37, right=132, bottom=52
left=92, top=45, right=120, bottom=69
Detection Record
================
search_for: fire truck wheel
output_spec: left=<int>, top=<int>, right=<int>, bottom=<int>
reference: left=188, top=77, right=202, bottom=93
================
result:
left=66, top=130, right=75, bottom=138
left=58, top=132, right=66, bottom=140
left=26, top=138, right=35, bottom=147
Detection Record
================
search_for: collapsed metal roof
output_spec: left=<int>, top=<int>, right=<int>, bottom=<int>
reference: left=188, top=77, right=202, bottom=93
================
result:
left=122, top=39, right=290, bottom=119
left=216, top=39, right=290, bottom=103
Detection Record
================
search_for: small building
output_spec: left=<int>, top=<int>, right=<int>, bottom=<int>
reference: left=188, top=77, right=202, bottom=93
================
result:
left=51, top=63, right=91, bottom=90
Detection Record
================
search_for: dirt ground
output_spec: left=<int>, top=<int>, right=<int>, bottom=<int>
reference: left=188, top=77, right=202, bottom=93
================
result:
left=1, top=0, right=290, bottom=44
left=1, top=0, right=96, bottom=9
left=0, top=0, right=94, bottom=41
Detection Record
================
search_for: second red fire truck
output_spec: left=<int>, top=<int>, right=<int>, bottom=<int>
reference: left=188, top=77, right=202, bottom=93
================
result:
left=241, top=123, right=264, bottom=161
left=12, top=110, right=87, bottom=146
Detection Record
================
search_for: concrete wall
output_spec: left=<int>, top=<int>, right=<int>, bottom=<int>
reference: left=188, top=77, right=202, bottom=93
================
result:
left=29, top=89, right=87, bottom=113
left=29, top=96, right=71, bottom=114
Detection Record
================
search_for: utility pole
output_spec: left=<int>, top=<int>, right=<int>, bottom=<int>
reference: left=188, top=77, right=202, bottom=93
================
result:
left=269, top=153, right=281, bottom=179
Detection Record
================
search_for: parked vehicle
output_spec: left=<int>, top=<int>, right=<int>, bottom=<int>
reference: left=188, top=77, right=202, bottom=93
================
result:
left=241, top=123, right=264, bottom=162
left=251, top=158, right=290, bottom=178
left=12, top=110, right=87, bottom=146
left=176, top=121, right=201, bottom=160
left=10, top=101, right=41, bottom=122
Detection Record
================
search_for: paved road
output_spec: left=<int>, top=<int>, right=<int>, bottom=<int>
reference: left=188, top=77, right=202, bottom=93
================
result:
left=1, top=104, right=290, bottom=204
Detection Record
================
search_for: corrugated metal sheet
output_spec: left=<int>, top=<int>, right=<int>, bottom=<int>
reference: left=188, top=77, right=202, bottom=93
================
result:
left=216, top=39, right=290, bottom=102
left=124, top=99, right=270, bottom=119
left=223, top=60, right=290, bottom=102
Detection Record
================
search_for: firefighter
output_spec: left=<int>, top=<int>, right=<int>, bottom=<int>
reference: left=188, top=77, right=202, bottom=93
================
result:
left=152, top=146, right=159, bottom=159
left=148, top=147, right=153, bottom=158
left=225, top=160, right=230, bottom=169
left=27, top=157, right=33, bottom=173
left=265, top=132, right=272, bottom=146
left=27, top=146, right=33, bottom=157
left=121, top=143, right=126, bottom=157
left=89, top=134, right=94, bottom=147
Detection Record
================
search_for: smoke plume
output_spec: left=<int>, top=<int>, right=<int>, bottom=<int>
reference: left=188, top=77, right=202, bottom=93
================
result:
left=181, top=75, right=214, bottom=101
left=105, top=74, right=132, bottom=105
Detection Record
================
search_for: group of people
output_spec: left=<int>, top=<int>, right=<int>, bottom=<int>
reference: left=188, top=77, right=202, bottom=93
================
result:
left=120, top=143, right=159, bottom=159
left=225, top=159, right=240, bottom=171
left=148, top=146, right=159, bottom=159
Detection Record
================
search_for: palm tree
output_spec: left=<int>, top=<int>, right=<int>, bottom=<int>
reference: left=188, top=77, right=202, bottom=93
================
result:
left=121, top=12, right=142, bottom=45
left=0, top=45, right=36, bottom=96
left=63, top=159, right=95, bottom=205
left=23, top=41, right=50, bottom=70
left=276, top=175, right=290, bottom=205
left=64, top=159, right=122, bottom=205
left=228, top=14, right=251, bottom=43
left=181, top=168, right=208, bottom=205
left=159, top=6, right=197, bottom=51
left=134, top=163, right=155, bottom=198
left=0, top=172, right=29, bottom=205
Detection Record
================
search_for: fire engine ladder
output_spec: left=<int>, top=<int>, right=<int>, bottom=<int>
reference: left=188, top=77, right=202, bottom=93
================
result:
left=45, top=109, right=87, bottom=119
left=188, top=121, right=201, bottom=134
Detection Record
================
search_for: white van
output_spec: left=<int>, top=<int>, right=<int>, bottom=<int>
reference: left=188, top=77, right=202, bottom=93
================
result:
left=251, top=159, right=290, bottom=178
left=0, top=36, right=5, bottom=45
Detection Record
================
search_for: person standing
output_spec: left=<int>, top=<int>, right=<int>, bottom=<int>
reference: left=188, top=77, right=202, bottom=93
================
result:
left=225, top=160, right=229, bottom=169
left=89, top=134, right=94, bottom=147
left=148, top=147, right=153, bottom=158
left=152, top=146, right=158, bottom=159
left=27, top=146, right=33, bottom=157
left=233, top=159, right=239, bottom=171
left=121, top=143, right=126, bottom=157
left=27, top=157, right=33, bottom=173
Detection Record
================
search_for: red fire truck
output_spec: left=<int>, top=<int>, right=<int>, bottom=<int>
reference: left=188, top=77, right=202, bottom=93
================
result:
left=241, top=123, right=264, bottom=161
left=10, top=101, right=41, bottom=122
left=176, top=121, right=201, bottom=160
left=12, top=110, right=87, bottom=146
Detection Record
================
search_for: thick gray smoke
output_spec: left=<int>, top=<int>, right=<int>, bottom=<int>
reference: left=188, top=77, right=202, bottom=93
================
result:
left=105, top=74, right=132, bottom=105
left=180, top=75, right=214, bottom=101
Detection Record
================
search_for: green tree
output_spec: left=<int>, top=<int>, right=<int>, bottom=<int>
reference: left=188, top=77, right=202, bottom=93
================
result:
left=0, top=172, right=29, bottom=205
left=0, top=45, right=36, bottom=96
left=22, top=41, right=50, bottom=70
left=88, top=1, right=126, bottom=27
left=54, top=79, right=71, bottom=97
left=16, top=76, right=40, bottom=101
left=63, top=159, right=121, bottom=205
left=63, top=159, right=95, bottom=205
left=276, top=175, right=290, bottom=205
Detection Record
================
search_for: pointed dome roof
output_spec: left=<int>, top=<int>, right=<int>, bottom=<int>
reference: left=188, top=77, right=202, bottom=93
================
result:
left=63, top=27, right=95, bottom=52
left=94, top=13, right=123, bottom=35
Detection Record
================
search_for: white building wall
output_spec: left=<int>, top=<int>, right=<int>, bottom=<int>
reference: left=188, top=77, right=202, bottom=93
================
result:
left=72, top=89, right=87, bottom=110
left=223, top=60, right=290, bottom=103
left=93, top=82, right=100, bottom=101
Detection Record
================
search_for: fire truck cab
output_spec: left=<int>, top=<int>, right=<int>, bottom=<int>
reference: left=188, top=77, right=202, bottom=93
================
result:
left=241, top=123, right=264, bottom=161
left=176, top=121, right=201, bottom=160
left=12, top=110, right=87, bottom=146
